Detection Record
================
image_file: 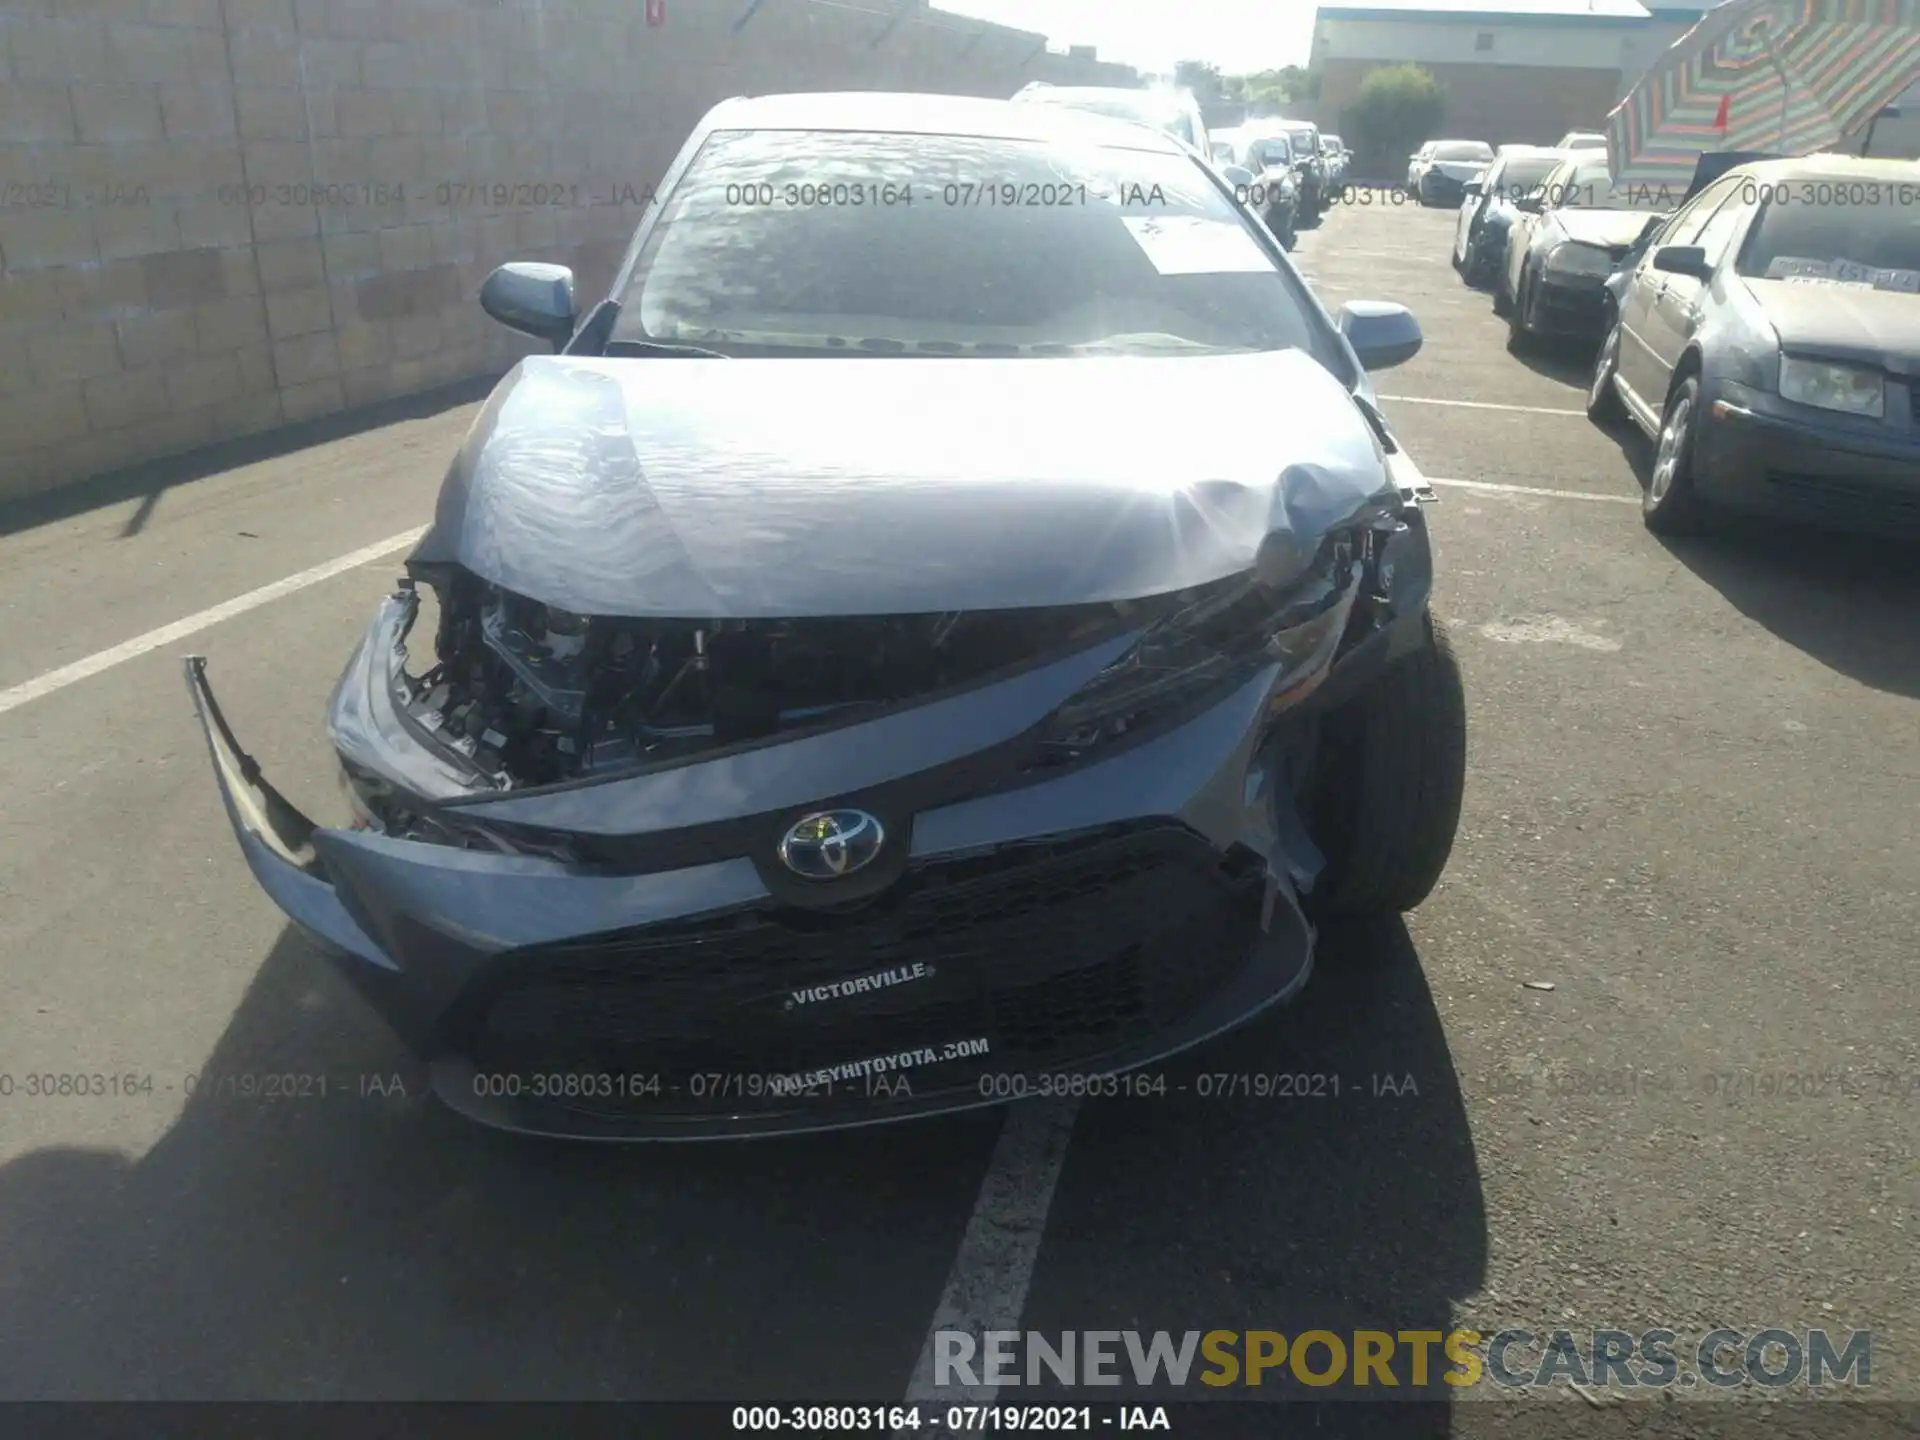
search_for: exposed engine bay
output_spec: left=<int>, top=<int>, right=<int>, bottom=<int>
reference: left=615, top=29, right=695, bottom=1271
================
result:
left=393, top=565, right=1140, bottom=788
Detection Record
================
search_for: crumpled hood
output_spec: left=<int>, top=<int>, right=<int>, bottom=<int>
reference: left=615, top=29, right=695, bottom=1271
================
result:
left=1746, top=280, right=1920, bottom=372
left=1554, top=209, right=1664, bottom=250
left=414, top=350, right=1393, bottom=618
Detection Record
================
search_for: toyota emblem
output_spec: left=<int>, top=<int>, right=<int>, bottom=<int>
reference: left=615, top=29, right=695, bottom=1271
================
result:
left=778, top=809, right=886, bottom=880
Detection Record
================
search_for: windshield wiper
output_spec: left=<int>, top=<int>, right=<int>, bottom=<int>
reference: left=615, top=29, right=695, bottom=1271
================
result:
left=605, top=339, right=731, bottom=359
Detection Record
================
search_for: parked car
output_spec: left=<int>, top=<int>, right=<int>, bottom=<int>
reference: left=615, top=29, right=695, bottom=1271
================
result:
left=1231, top=129, right=1302, bottom=248
left=1321, top=134, right=1350, bottom=188
left=1452, top=145, right=1568, bottom=286
left=1557, top=130, right=1610, bottom=152
left=1409, top=140, right=1495, bottom=206
left=1406, top=142, right=1433, bottom=192
left=1596, top=154, right=1779, bottom=334
left=1499, top=154, right=1676, bottom=346
left=186, top=91, right=1464, bottom=1141
left=1603, top=211, right=1673, bottom=324
left=1210, top=130, right=1239, bottom=168
left=1012, top=82, right=1210, bottom=161
left=1248, top=118, right=1331, bottom=214
left=1588, top=154, right=1920, bottom=536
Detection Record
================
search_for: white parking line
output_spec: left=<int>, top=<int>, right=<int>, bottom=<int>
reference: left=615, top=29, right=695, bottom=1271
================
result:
left=1381, top=395, right=1586, bottom=417
left=1428, top=477, right=1638, bottom=505
left=902, top=1097, right=1080, bottom=1407
left=0, top=526, right=426, bottom=719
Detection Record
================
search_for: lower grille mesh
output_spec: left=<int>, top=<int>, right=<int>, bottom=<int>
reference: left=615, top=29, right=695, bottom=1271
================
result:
left=461, top=824, right=1262, bottom=1113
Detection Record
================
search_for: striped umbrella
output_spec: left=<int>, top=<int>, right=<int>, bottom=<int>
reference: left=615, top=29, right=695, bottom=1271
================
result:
left=1606, top=0, right=1920, bottom=189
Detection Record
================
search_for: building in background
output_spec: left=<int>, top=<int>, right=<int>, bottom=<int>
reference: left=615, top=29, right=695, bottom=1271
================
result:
left=1310, top=0, right=1727, bottom=149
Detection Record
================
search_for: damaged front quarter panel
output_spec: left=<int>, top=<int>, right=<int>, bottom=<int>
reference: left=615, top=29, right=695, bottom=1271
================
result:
left=327, top=584, right=505, bottom=806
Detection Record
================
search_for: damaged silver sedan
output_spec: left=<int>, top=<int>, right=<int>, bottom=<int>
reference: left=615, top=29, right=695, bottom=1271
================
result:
left=188, top=93, right=1467, bottom=1139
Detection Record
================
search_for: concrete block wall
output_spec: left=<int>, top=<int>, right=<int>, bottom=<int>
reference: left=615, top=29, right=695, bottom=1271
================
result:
left=0, top=0, right=1137, bottom=503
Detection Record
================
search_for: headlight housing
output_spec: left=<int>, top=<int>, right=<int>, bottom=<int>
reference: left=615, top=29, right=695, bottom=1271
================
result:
left=1777, top=356, right=1886, bottom=418
left=1545, top=242, right=1613, bottom=278
left=1035, top=538, right=1364, bottom=765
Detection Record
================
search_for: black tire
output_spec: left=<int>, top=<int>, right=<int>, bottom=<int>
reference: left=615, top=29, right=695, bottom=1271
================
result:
left=1505, top=274, right=1533, bottom=347
left=1587, top=321, right=1626, bottom=423
left=1309, top=613, right=1468, bottom=919
left=1643, top=372, right=1707, bottom=534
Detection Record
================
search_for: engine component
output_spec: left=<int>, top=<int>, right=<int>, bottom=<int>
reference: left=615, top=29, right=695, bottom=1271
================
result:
left=391, top=569, right=1137, bottom=789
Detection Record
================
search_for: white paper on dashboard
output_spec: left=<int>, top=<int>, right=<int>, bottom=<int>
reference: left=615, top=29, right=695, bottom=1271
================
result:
left=1766, top=255, right=1832, bottom=279
left=1121, top=215, right=1275, bottom=275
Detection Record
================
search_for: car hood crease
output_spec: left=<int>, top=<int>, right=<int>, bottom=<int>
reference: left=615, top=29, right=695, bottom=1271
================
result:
left=1554, top=210, right=1663, bottom=249
left=412, top=351, right=1393, bottom=618
left=1747, top=280, right=1920, bottom=368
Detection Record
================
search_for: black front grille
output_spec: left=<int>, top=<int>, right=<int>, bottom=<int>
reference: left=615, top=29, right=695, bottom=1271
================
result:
left=1763, top=470, right=1920, bottom=531
left=460, top=825, right=1263, bottom=1114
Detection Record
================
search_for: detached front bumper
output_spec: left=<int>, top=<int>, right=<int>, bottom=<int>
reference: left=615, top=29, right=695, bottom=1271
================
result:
left=186, top=503, right=1437, bottom=1140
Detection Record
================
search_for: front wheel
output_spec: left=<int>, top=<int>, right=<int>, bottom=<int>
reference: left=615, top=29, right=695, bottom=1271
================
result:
left=1505, top=274, right=1533, bottom=346
left=1643, top=374, right=1707, bottom=534
left=1308, top=613, right=1468, bottom=919
left=1587, top=322, right=1626, bottom=423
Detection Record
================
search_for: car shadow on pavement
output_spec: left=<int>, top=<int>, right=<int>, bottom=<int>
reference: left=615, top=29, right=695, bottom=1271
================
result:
left=0, top=925, right=1012, bottom=1400
left=1501, top=333, right=1595, bottom=389
left=1656, top=523, right=1920, bottom=700
left=1596, top=420, right=1920, bottom=699
left=0, top=917, right=1484, bottom=1421
left=1017, top=914, right=1487, bottom=1436
left=0, top=375, right=503, bottom=541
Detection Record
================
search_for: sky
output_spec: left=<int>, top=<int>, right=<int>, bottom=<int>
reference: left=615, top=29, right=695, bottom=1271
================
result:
left=932, top=0, right=1319, bottom=74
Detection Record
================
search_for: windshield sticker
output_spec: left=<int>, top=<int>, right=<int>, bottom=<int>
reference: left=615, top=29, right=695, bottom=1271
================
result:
left=1782, top=275, right=1876, bottom=290
left=1121, top=214, right=1274, bottom=274
left=1769, top=255, right=1920, bottom=291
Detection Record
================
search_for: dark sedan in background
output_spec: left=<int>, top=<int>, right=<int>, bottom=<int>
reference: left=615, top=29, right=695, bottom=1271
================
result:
left=1589, top=155, right=1920, bottom=536
left=1452, top=145, right=1568, bottom=287
left=1500, top=153, right=1675, bottom=347
left=187, top=91, right=1465, bottom=1141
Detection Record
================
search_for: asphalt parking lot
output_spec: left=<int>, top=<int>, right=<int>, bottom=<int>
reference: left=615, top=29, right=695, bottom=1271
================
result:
left=0, top=192, right=1916, bottom=1429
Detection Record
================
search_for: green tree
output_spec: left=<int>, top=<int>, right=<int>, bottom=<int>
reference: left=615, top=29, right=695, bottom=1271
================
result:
left=1342, top=64, right=1444, bottom=174
left=1173, top=58, right=1226, bottom=105
left=1227, top=63, right=1323, bottom=112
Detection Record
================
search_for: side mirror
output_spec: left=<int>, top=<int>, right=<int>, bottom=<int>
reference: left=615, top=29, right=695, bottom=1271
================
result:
left=1462, top=181, right=1484, bottom=197
left=1514, top=193, right=1545, bottom=214
left=1221, top=164, right=1256, bottom=189
left=480, top=261, right=577, bottom=351
left=1652, top=244, right=1714, bottom=281
left=1338, top=300, right=1424, bottom=371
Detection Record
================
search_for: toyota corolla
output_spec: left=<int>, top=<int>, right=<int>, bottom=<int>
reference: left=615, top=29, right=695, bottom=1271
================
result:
left=188, top=93, right=1466, bottom=1140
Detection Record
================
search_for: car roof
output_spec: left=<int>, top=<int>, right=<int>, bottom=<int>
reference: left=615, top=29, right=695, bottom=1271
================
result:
left=1496, top=143, right=1564, bottom=157
left=703, top=91, right=1187, bottom=153
left=1432, top=138, right=1493, bottom=147
left=1712, top=153, right=1920, bottom=184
